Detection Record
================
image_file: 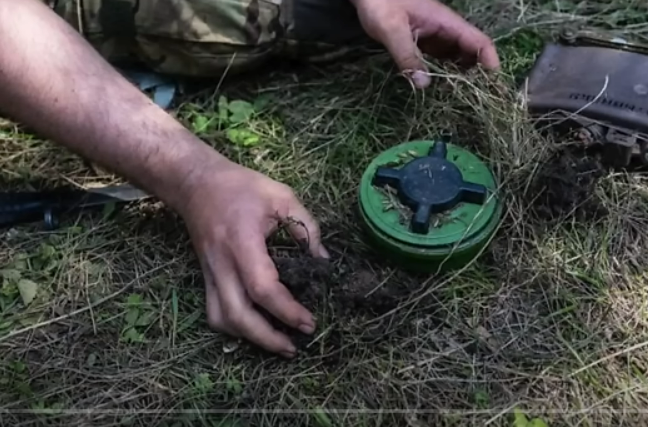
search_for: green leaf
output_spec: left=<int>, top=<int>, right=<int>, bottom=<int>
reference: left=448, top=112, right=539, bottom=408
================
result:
left=127, top=293, right=142, bottom=307
left=17, top=279, right=38, bottom=306
left=193, top=372, right=214, bottom=393
left=11, top=360, right=26, bottom=373
left=226, top=128, right=261, bottom=147
left=122, top=327, right=145, bottom=343
left=312, top=407, right=333, bottom=427
left=125, top=307, right=139, bottom=326
left=39, top=244, right=56, bottom=260
left=192, top=114, right=211, bottom=133
left=16, top=381, right=33, bottom=397
left=134, top=310, right=155, bottom=327
left=1, top=281, right=18, bottom=298
left=12, top=257, right=27, bottom=271
left=227, top=100, right=254, bottom=123
left=530, top=418, right=549, bottom=427
left=513, top=408, right=530, bottom=427
left=1, top=269, right=22, bottom=282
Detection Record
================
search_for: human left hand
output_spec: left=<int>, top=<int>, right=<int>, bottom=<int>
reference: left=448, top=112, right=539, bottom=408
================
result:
left=350, top=0, right=500, bottom=88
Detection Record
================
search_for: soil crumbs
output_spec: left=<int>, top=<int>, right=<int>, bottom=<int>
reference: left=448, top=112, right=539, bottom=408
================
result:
left=273, top=253, right=409, bottom=314
left=528, top=148, right=608, bottom=222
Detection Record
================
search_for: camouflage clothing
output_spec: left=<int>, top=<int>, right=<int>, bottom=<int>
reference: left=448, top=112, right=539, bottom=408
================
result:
left=48, top=0, right=376, bottom=77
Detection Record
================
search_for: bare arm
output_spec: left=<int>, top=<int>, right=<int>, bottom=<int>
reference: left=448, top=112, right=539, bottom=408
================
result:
left=0, top=0, right=327, bottom=357
left=0, top=0, right=232, bottom=210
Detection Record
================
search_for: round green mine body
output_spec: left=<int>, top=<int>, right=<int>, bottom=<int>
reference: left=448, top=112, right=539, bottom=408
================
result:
left=358, top=140, right=503, bottom=273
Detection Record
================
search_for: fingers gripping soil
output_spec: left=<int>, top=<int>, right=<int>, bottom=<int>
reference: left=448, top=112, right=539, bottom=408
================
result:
left=230, top=227, right=315, bottom=332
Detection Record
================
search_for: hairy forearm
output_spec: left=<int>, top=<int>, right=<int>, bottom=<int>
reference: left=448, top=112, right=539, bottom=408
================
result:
left=0, top=0, right=230, bottom=210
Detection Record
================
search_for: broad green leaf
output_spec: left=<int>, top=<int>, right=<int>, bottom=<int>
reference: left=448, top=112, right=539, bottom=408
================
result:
left=125, top=307, right=139, bottom=326
left=11, top=361, right=26, bottom=373
left=513, top=408, right=530, bottom=427
left=226, top=128, right=261, bottom=147
left=530, top=418, right=549, bottom=427
left=192, top=115, right=211, bottom=133
left=1, top=282, right=18, bottom=298
left=228, top=100, right=254, bottom=123
left=39, top=244, right=56, bottom=259
left=12, top=257, right=27, bottom=271
left=17, top=279, right=38, bottom=306
left=16, top=381, right=33, bottom=397
left=1, top=269, right=21, bottom=282
left=127, top=293, right=142, bottom=306
left=122, top=327, right=145, bottom=343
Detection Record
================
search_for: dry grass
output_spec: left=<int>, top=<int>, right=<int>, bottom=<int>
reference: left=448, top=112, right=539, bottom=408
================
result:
left=3, top=1, right=648, bottom=426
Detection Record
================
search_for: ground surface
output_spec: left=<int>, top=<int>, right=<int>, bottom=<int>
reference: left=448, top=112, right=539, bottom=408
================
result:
left=3, top=1, right=648, bottom=426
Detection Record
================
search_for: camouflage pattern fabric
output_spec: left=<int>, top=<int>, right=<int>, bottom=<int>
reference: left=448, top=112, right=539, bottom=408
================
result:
left=48, top=0, right=378, bottom=77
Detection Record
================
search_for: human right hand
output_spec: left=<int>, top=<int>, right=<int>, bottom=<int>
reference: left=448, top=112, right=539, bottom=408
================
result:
left=350, top=0, right=500, bottom=88
left=178, top=159, right=329, bottom=358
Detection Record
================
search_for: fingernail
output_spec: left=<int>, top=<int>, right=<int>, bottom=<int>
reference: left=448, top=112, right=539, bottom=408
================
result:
left=280, top=350, right=296, bottom=359
left=299, top=323, right=315, bottom=334
left=318, top=244, right=330, bottom=259
left=412, top=70, right=431, bottom=89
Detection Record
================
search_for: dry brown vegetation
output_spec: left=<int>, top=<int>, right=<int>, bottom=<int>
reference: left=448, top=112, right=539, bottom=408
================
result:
left=3, top=1, right=648, bottom=426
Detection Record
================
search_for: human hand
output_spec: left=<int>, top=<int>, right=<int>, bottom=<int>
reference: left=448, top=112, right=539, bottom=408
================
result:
left=350, top=0, right=500, bottom=88
left=178, top=159, right=329, bottom=358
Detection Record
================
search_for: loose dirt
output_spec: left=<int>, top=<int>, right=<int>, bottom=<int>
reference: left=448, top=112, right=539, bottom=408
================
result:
left=528, top=148, right=608, bottom=221
left=259, top=232, right=427, bottom=353
left=273, top=254, right=411, bottom=314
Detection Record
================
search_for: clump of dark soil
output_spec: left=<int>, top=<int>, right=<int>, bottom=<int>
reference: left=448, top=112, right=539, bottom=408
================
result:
left=529, top=149, right=608, bottom=222
left=273, top=254, right=411, bottom=315
left=272, top=256, right=333, bottom=305
left=262, top=243, right=422, bottom=351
